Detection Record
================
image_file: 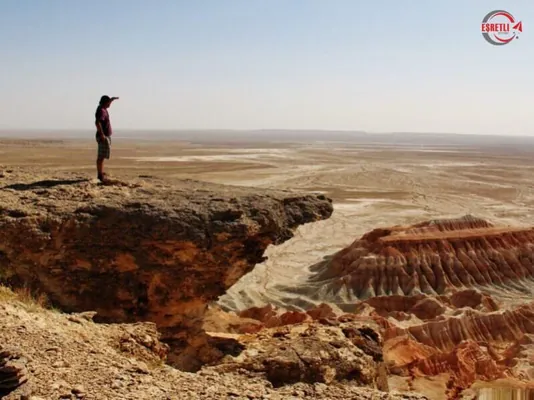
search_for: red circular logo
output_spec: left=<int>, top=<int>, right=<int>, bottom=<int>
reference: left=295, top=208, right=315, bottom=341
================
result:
left=481, top=10, right=522, bottom=45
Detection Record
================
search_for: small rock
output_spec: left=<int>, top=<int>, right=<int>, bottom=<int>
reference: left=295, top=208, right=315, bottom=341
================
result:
left=137, top=375, right=153, bottom=384
left=318, top=317, right=340, bottom=326
left=129, top=360, right=149, bottom=374
left=0, top=358, right=28, bottom=397
left=79, top=311, right=97, bottom=321
left=115, top=374, right=128, bottom=381
left=45, top=347, right=61, bottom=353
left=315, top=383, right=327, bottom=394
left=52, top=360, right=69, bottom=368
left=72, top=384, right=85, bottom=395
left=198, top=369, right=218, bottom=377
left=51, top=380, right=68, bottom=390
left=111, top=380, right=123, bottom=390
left=67, top=316, right=84, bottom=324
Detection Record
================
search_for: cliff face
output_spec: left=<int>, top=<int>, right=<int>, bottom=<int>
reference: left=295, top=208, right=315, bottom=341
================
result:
left=308, top=215, right=534, bottom=300
left=0, top=170, right=332, bottom=370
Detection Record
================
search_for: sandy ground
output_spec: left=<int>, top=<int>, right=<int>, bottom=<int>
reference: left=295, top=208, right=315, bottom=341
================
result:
left=1, top=136, right=534, bottom=311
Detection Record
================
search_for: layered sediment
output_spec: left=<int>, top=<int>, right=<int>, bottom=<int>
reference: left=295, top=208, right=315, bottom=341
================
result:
left=307, top=215, right=534, bottom=301
left=306, top=216, right=534, bottom=396
left=222, top=216, right=534, bottom=398
left=383, top=302, right=534, bottom=351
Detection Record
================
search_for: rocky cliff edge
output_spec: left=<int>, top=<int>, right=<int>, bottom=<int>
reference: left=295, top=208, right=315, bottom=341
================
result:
left=0, top=169, right=332, bottom=370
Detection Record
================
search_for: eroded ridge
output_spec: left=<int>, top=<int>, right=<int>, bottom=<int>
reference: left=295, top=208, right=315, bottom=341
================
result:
left=383, top=302, right=534, bottom=350
left=309, top=215, right=534, bottom=300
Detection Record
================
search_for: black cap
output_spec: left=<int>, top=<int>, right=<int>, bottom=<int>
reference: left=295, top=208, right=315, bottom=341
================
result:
left=99, top=95, right=111, bottom=105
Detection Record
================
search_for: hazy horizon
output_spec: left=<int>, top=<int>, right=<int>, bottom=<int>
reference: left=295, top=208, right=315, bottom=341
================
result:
left=3, top=129, right=534, bottom=148
left=2, top=128, right=534, bottom=137
left=1, top=1, right=533, bottom=134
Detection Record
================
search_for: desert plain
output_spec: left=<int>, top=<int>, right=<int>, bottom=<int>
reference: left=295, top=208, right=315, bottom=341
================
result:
left=1, top=130, right=534, bottom=400
left=2, top=132, right=533, bottom=309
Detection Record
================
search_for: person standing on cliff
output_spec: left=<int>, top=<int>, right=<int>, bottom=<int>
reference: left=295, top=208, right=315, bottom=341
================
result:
left=95, top=95, right=119, bottom=182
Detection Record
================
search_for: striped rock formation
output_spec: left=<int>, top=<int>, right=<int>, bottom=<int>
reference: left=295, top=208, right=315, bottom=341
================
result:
left=308, top=215, right=534, bottom=301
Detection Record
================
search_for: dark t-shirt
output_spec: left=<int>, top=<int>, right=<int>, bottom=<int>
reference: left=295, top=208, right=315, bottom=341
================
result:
left=95, top=105, right=112, bottom=137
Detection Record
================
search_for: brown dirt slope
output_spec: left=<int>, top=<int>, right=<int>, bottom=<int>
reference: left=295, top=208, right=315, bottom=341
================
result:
left=0, top=287, right=429, bottom=400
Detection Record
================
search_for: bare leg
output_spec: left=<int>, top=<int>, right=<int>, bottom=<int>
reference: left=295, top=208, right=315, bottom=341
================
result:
left=97, top=158, right=104, bottom=180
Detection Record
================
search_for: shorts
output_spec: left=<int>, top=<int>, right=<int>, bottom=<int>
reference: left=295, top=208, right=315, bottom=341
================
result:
left=96, top=135, right=111, bottom=160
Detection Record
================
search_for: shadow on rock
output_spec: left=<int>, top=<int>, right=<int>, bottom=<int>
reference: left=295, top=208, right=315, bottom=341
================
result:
left=3, top=179, right=89, bottom=191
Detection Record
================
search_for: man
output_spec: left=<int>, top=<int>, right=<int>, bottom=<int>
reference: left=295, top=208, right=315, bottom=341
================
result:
left=95, top=95, right=119, bottom=182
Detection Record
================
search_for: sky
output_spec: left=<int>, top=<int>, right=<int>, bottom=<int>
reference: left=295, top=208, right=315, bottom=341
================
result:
left=0, top=0, right=533, bottom=135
